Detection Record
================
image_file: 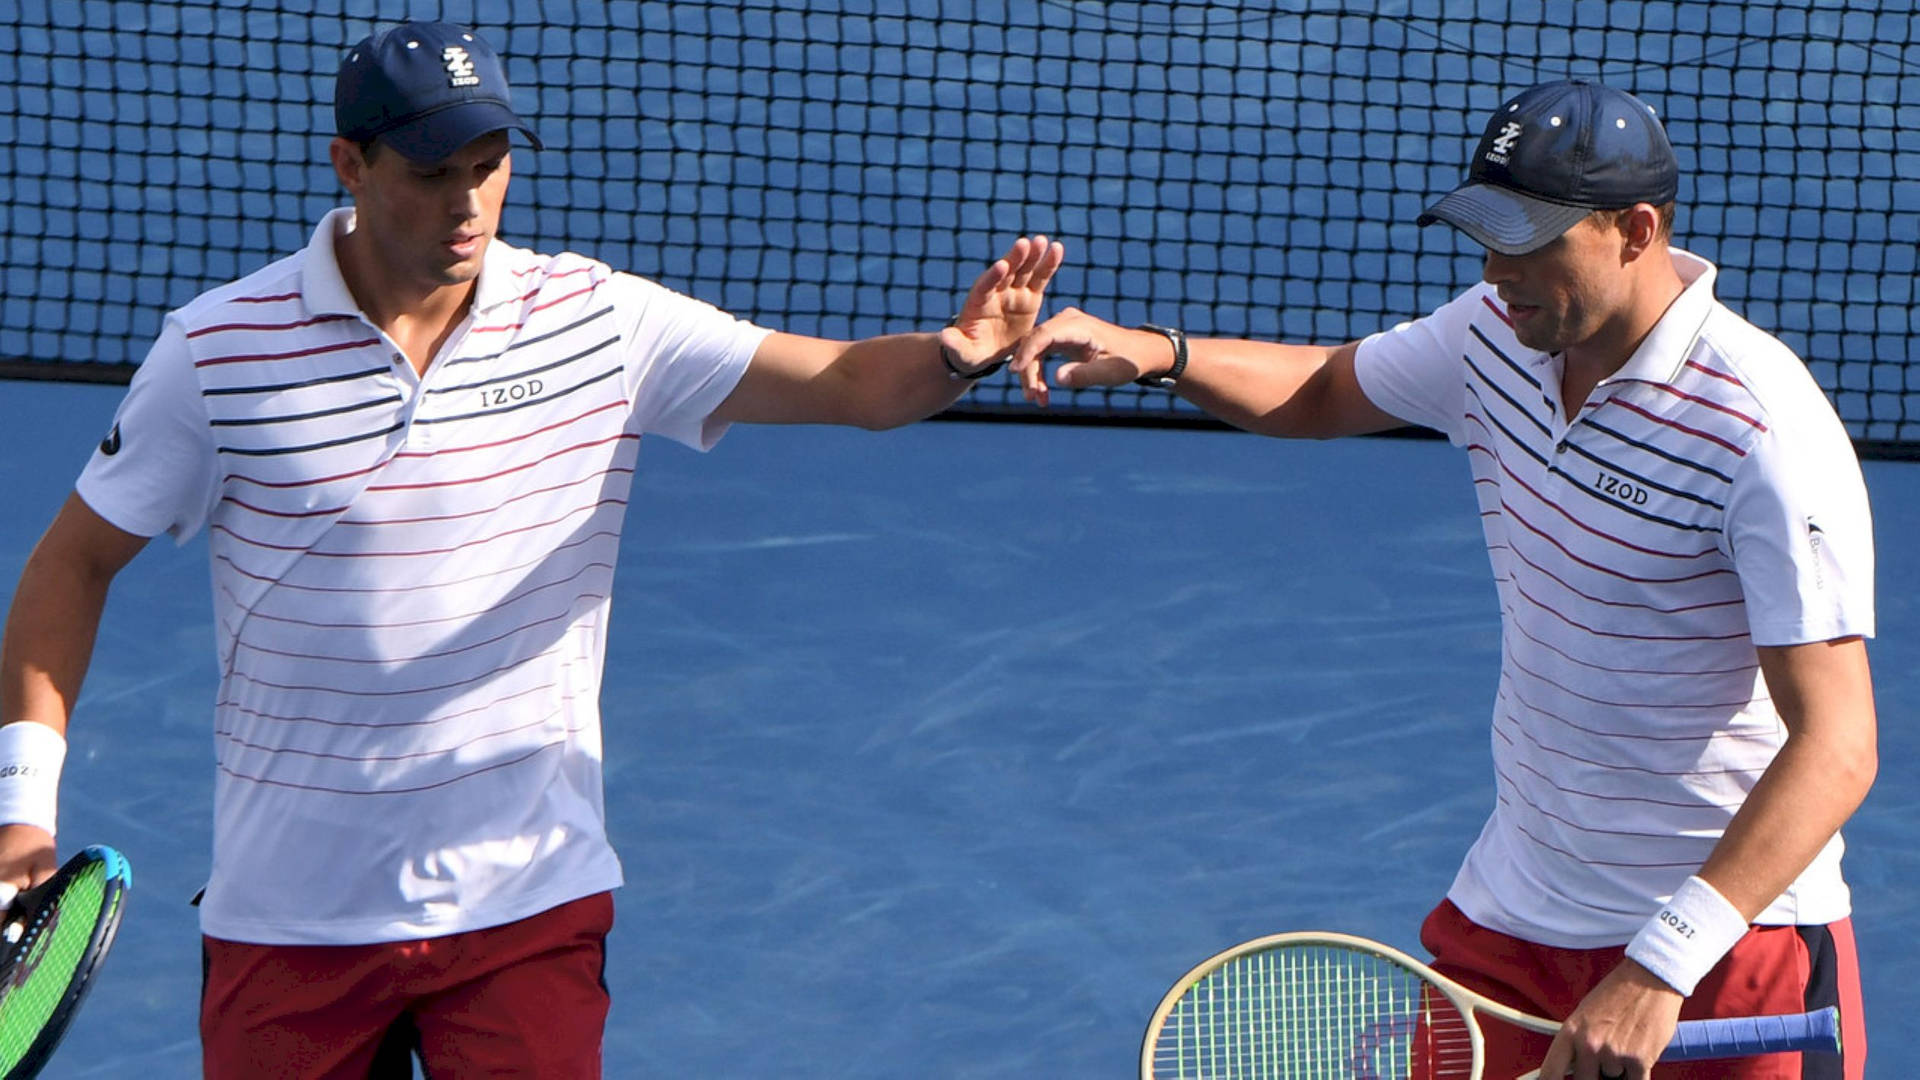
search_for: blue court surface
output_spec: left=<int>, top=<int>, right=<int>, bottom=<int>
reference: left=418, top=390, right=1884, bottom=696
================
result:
left=2, top=377, right=1916, bottom=1077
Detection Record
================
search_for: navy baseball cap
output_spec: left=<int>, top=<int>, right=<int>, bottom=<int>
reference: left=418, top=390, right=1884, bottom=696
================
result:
left=335, top=22, right=542, bottom=162
left=1417, top=80, right=1678, bottom=256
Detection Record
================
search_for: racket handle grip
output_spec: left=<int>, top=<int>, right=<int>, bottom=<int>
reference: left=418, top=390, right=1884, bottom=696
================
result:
left=1662, top=1006, right=1841, bottom=1060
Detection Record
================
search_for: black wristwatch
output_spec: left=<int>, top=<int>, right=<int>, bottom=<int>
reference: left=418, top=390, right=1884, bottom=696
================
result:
left=940, top=317, right=1007, bottom=381
left=1132, top=323, right=1188, bottom=388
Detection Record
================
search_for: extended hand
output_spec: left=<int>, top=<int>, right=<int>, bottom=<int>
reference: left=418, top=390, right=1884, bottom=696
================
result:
left=1007, top=307, right=1178, bottom=407
left=941, top=235, right=1066, bottom=375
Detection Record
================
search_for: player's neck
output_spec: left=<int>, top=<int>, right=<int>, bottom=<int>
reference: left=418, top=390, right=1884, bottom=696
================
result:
left=336, top=232, right=476, bottom=376
left=1561, top=257, right=1686, bottom=394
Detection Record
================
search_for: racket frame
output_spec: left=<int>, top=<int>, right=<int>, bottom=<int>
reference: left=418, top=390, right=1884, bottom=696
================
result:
left=0, top=844, right=132, bottom=1080
left=1142, top=930, right=1544, bottom=1078
left=1141, top=929, right=1840, bottom=1079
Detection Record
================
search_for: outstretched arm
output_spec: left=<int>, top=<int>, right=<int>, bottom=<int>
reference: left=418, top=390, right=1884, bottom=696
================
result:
left=1005, top=307, right=1401, bottom=439
left=710, top=234, right=1066, bottom=429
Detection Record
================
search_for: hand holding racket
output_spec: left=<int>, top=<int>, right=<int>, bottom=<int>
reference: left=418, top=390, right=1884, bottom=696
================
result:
left=1141, top=931, right=1839, bottom=1079
left=0, top=845, right=131, bottom=1080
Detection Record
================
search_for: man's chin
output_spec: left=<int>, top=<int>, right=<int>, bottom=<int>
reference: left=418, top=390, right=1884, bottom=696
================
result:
left=1510, top=321, right=1562, bottom=354
left=427, top=259, right=485, bottom=289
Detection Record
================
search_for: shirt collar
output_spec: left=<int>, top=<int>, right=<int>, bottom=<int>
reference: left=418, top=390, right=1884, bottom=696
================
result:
left=1608, top=247, right=1718, bottom=387
left=301, top=208, right=362, bottom=317
left=301, top=207, right=520, bottom=319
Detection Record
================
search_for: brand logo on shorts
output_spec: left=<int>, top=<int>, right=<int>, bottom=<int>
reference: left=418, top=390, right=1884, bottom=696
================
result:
left=1487, top=122, right=1523, bottom=165
left=443, top=47, right=480, bottom=88
left=99, top=423, right=121, bottom=456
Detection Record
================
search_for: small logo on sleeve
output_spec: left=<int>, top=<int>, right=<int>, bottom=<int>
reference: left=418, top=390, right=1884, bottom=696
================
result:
left=1807, top=517, right=1826, bottom=590
left=99, top=423, right=121, bottom=456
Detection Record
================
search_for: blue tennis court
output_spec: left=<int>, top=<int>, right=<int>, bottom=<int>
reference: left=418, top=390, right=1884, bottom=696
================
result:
left=3, top=377, right=1915, bottom=1076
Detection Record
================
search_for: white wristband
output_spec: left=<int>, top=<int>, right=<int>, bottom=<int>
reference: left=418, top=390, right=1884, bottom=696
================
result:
left=1624, top=875, right=1749, bottom=995
left=0, top=723, right=66, bottom=836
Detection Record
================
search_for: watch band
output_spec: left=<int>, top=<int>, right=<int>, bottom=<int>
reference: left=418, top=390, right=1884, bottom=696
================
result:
left=941, top=344, right=1007, bottom=381
left=941, top=317, right=1007, bottom=381
left=1132, top=323, right=1188, bottom=388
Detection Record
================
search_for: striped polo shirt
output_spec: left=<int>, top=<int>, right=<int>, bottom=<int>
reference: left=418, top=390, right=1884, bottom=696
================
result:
left=1354, top=249, right=1874, bottom=948
left=77, top=208, right=769, bottom=945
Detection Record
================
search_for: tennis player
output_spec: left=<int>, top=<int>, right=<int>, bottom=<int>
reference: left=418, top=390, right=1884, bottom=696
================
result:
left=0, top=20, right=1061, bottom=1078
left=1010, top=80, right=1874, bottom=1080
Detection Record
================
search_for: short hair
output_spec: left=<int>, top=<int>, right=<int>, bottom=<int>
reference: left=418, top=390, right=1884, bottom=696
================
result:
left=348, top=136, right=383, bottom=164
left=1590, top=201, right=1676, bottom=243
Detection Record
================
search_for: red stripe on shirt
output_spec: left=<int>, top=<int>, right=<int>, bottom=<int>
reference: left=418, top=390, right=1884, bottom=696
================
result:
left=187, top=314, right=361, bottom=338
left=472, top=276, right=601, bottom=334
left=226, top=458, right=387, bottom=491
left=1499, top=461, right=1721, bottom=561
left=233, top=603, right=604, bottom=666
left=222, top=497, right=351, bottom=519
left=1683, top=358, right=1746, bottom=387
left=216, top=681, right=555, bottom=731
left=195, top=337, right=383, bottom=368
left=337, top=467, right=635, bottom=528
left=390, top=400, right=629, bottom=461
left=216, top=709, right=576, bottom=766
left=1503, top=535, right=1745, bottom=616
left=1609, top=398, right=1749, bottom=456
left=218, top=497, right=626, bottom=558
left=215, top=736, right=575, bottom=796
left=1506, top=650, right=1764, bottom=712
left=1509, top=577, right=1751, bottom=644
left=368, top=434, right=639, bottom=494
left=1501, top=501, right=1732, bottom=585
left=238, top=562, right=614, bottom=634
left=1506, top=617, right=1759, bottom=679
left=1647, top=382, right=1767, bottom=432
left=214, top=530, right=621, bottom=596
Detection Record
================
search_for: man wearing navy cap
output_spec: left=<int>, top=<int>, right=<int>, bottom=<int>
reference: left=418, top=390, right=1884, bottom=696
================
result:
left=1012, top=80, right=1874, bottom=1078
left=0, top=19, right=1062, bottom=1078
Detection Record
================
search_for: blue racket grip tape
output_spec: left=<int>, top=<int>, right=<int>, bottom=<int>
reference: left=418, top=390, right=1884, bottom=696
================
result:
left=1662, top=1006, right=1840, bottom=1060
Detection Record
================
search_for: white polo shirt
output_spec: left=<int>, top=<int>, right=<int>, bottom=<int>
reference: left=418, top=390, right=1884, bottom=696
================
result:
left=77, top=209, right=770, bottom=945
left=1354, top=249, right=1874, bottom=947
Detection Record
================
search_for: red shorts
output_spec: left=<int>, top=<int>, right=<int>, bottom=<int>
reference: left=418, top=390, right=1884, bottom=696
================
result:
left=1420, top=899, right=1865, bottom=1079
left=201, top=892, right=613, bottom=1079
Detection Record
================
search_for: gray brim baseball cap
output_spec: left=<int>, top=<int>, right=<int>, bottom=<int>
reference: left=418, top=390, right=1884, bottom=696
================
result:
left=1417, top=186, right=1598, bottom=257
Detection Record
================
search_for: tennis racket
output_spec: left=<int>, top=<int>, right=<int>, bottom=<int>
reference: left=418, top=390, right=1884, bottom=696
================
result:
left=0, top=845, right=132, bottom=1080
left=1142, top=931, right=1839, bottom=1079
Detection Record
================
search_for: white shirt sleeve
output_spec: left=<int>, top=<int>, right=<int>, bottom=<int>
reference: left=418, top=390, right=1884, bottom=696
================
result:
left=1351, top=288, right=1486, bottom=445
left=609, top=272, right=772, bottom=450
left=73, top=317, right=221, bottom=544
left=1723, top=401, right=1875, bottom=646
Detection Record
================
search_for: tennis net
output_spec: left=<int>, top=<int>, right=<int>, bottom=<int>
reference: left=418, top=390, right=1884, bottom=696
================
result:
left=3, top=1, right=1914, bottom=454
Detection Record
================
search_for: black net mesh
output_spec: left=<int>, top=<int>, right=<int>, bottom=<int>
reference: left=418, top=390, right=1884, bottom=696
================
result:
left=3, top=1, right=1915, bottom=450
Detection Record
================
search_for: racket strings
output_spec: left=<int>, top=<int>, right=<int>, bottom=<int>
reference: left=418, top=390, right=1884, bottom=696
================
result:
left=0, top=864, right=110, bottom=1070
left=1148, top=944, right=1476, bottom=1078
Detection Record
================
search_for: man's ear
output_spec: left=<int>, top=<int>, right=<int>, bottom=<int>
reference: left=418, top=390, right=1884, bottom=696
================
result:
left=328, top=136, right=366, bottom=196
left=1622, top=202, right=1663, bottom=260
